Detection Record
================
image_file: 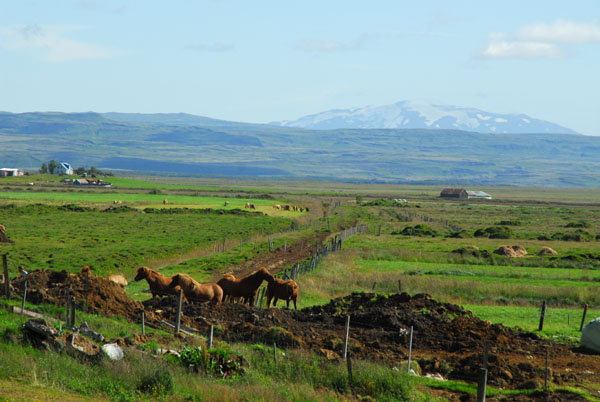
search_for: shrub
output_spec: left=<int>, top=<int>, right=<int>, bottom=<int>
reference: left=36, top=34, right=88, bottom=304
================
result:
left=496, top=220, right=522, bottom=226
left=550, top=230, right=593, bottom=242
left=474, top=226, right=513, bottom=239
left=565, top=220, right=591, bottom=228
left=137, top=369, right=174, bottom=396
left=397, top=224, right=438, bottom=237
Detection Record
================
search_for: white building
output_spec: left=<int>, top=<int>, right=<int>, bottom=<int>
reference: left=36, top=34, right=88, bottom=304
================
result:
left=0, top=168, right=24, bottom=177
left=57, top=162, right=74, bottom=175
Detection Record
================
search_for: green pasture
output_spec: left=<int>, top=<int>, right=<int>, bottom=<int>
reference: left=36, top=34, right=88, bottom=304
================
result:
left=0, top=204, right=292, bottom=278
left=0, top=190, right=308, bottom=217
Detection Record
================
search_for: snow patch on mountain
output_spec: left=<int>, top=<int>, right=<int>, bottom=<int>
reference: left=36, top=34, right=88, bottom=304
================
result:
left=271, top=100, right=578, bottom=134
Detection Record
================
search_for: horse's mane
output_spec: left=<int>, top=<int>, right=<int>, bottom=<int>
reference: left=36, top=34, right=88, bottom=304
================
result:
left=240, top=268, right=271, bottom=284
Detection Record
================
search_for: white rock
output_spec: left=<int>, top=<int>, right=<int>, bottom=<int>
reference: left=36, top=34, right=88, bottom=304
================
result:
left=101, top=343, right=124, bottom=361
left=581, top=318, right=600, bottom=353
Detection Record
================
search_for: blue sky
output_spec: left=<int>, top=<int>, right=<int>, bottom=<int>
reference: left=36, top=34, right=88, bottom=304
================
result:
left=1, top=1, right=599, bottom=135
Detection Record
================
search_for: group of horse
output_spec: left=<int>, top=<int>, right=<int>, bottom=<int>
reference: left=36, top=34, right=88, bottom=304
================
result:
left=133, top=266, right=299, bottom=309
left=272, top=204, right=308, bottom=212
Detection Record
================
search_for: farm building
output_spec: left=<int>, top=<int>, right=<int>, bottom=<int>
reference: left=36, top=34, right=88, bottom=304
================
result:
left=440, top=188, right=468, bottom=199
left=467, top=190, right=492, bottom=200
left=57, top=162, right=74, bottom=175
left=0, top=168, right=24, bottom=177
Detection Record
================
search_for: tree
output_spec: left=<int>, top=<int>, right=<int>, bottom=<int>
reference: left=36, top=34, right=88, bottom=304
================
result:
left=39, top=162, right=48, bottom=174
left=75, top=167, right=86, bottom=175
left=48, top=160, right=58, bottom=174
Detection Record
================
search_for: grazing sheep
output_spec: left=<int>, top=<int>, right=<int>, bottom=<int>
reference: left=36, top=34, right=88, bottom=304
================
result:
left=107, top=274, right=128, bottom=288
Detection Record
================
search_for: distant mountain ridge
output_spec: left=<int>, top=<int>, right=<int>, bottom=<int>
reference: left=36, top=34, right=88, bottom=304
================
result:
left=1, top=111, right=598, bottom=187
left=271, top=100, right=579, bottom=134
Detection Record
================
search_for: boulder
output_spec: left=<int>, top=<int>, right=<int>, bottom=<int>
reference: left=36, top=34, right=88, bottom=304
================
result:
left=581, top=318, right=600, bottom=353
left=102, top=343, right=124, bottom=361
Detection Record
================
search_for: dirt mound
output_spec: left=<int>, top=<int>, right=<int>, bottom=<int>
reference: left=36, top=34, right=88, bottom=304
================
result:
left=143, top=291, right=599, bottom=390
left=537, top=247, right=558, bottom=256
left=493, top=245, right=527, bottom=257
left=11, top=270, right=147, bottom=322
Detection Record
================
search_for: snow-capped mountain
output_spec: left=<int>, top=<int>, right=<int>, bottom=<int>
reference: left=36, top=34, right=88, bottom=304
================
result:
left=271, top=100, right=579, bottom=134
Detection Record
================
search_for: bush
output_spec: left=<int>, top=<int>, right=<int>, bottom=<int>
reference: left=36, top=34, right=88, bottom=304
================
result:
left=496, top=220, right=522, bottom=226
left=179, top=346, right=244, bottom=378
left=565, top=220, right=591, bottom=228
left=474, top=226, right=513, bottom=239
left=397, top=224, right=438, bottom=237
left=550, top=230, right=593, bottom=242
left=137, top=369, right=174, bottom=396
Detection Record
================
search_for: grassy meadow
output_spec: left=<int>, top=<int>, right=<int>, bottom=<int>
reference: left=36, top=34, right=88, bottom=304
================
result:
left=2, top=174, right=600, bottom=400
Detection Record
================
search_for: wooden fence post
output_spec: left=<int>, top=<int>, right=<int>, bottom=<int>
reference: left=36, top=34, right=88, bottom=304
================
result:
left=476, top=367, right=487, bottom=402
left=65, top=289, right=70, bottom=324
left=175, top=288, right=183, bottom=334
left=343, top=315, right=350, bottom=360
left=70, top=301, right=76, bottom=328
left=539, top=300, right=546, bottom=331
left=21, top=280, right=27, bottom=315
left=398, top=280, right=402, bottom=293
left=371, top=282, right=377, bottom=291
left=580, top=304, right=588, bottom=332
left=544, top=349, right=549, bottom=391
left=222, top=237, right=226, bottom=252
left=347, top=351, right=353, bottom=383
left=142, top=311, right=145, bottom=336
left=209, top=325, right=214, bottom=349
left=2, top=254, right=9, bottom=298
left=407, top=326, right=413, bottom=373
left=273, top=342, right=277, bottom=364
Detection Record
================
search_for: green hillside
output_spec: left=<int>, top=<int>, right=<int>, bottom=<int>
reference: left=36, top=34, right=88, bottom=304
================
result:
left=1, top=111, right=599, bottom=186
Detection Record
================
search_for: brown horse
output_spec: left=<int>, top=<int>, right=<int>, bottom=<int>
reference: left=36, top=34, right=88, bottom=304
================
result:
left=169, top=274, right=223, bottom=304
left=217, top=267, right=273, bottom=305
left=81, top=265, right=92, bottom=278
left=266, top=277, right=298, bottom=309
left=133, top=266, right=176, bottom=298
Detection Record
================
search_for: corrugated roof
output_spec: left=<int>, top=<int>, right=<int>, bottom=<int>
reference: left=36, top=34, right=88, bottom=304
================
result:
left=441, top=188, right=466, bottom=195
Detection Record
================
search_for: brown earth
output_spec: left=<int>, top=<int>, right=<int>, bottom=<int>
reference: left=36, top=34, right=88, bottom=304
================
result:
left=8, top=233, right=600, bottom=399
left=143, top=292, right=600, bottom=394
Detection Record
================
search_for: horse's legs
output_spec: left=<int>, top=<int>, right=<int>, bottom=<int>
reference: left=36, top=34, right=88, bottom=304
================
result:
left=273, top=298, right=278, bottom=307
left=266, top=294, right=272, bottom=308
left=293, top=297, right=297, bottom=310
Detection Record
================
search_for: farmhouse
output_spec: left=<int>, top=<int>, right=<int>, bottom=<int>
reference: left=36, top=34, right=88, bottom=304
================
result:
left=440, top=188, right=468, bottom=199
left=0, top=168, right=24, bottom=177
left=57, top=162, right=74, bottom=175
left=467, top=190, right=492, bottom=200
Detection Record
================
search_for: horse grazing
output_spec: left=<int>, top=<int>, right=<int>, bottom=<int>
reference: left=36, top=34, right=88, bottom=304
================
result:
left=163, top=199, right=168, bottom=205
left=245, top=202, right=251, bottom=208
left=217, top=267, right=273, bottom=305
left=108, top=274, right=128, bottom=288
left=273, top=204, right=281, bottom=209
left=133, top=266, right=175, bottom=298
left=266, top=277, right=298, bottom=310
left=169, top=274, right=223, bottom=304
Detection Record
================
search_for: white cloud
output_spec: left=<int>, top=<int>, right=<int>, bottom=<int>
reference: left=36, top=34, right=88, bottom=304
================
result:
left=517, top=20, right=600, bottom=44
left=0, top=24, right=115, bottom=62
left=482, top=40, right=565, bottom=59
left=480, top=20, right=600, bottom=60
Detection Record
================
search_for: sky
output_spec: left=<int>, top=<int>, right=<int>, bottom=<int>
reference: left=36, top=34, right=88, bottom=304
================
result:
left=1, top=1, right=599, bottom=135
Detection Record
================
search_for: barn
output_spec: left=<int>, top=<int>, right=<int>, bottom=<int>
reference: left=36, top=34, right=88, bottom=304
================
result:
left=440, top=188, right=468, bottom=199
left=0, top=168, right=24, bottom=177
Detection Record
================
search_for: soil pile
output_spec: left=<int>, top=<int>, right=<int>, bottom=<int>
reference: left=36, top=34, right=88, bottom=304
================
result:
left=144, top=292, right=600, bottom=390
left=11, top=270, right=147, bottom=321
left=493, top=245, right=527, bottom=257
